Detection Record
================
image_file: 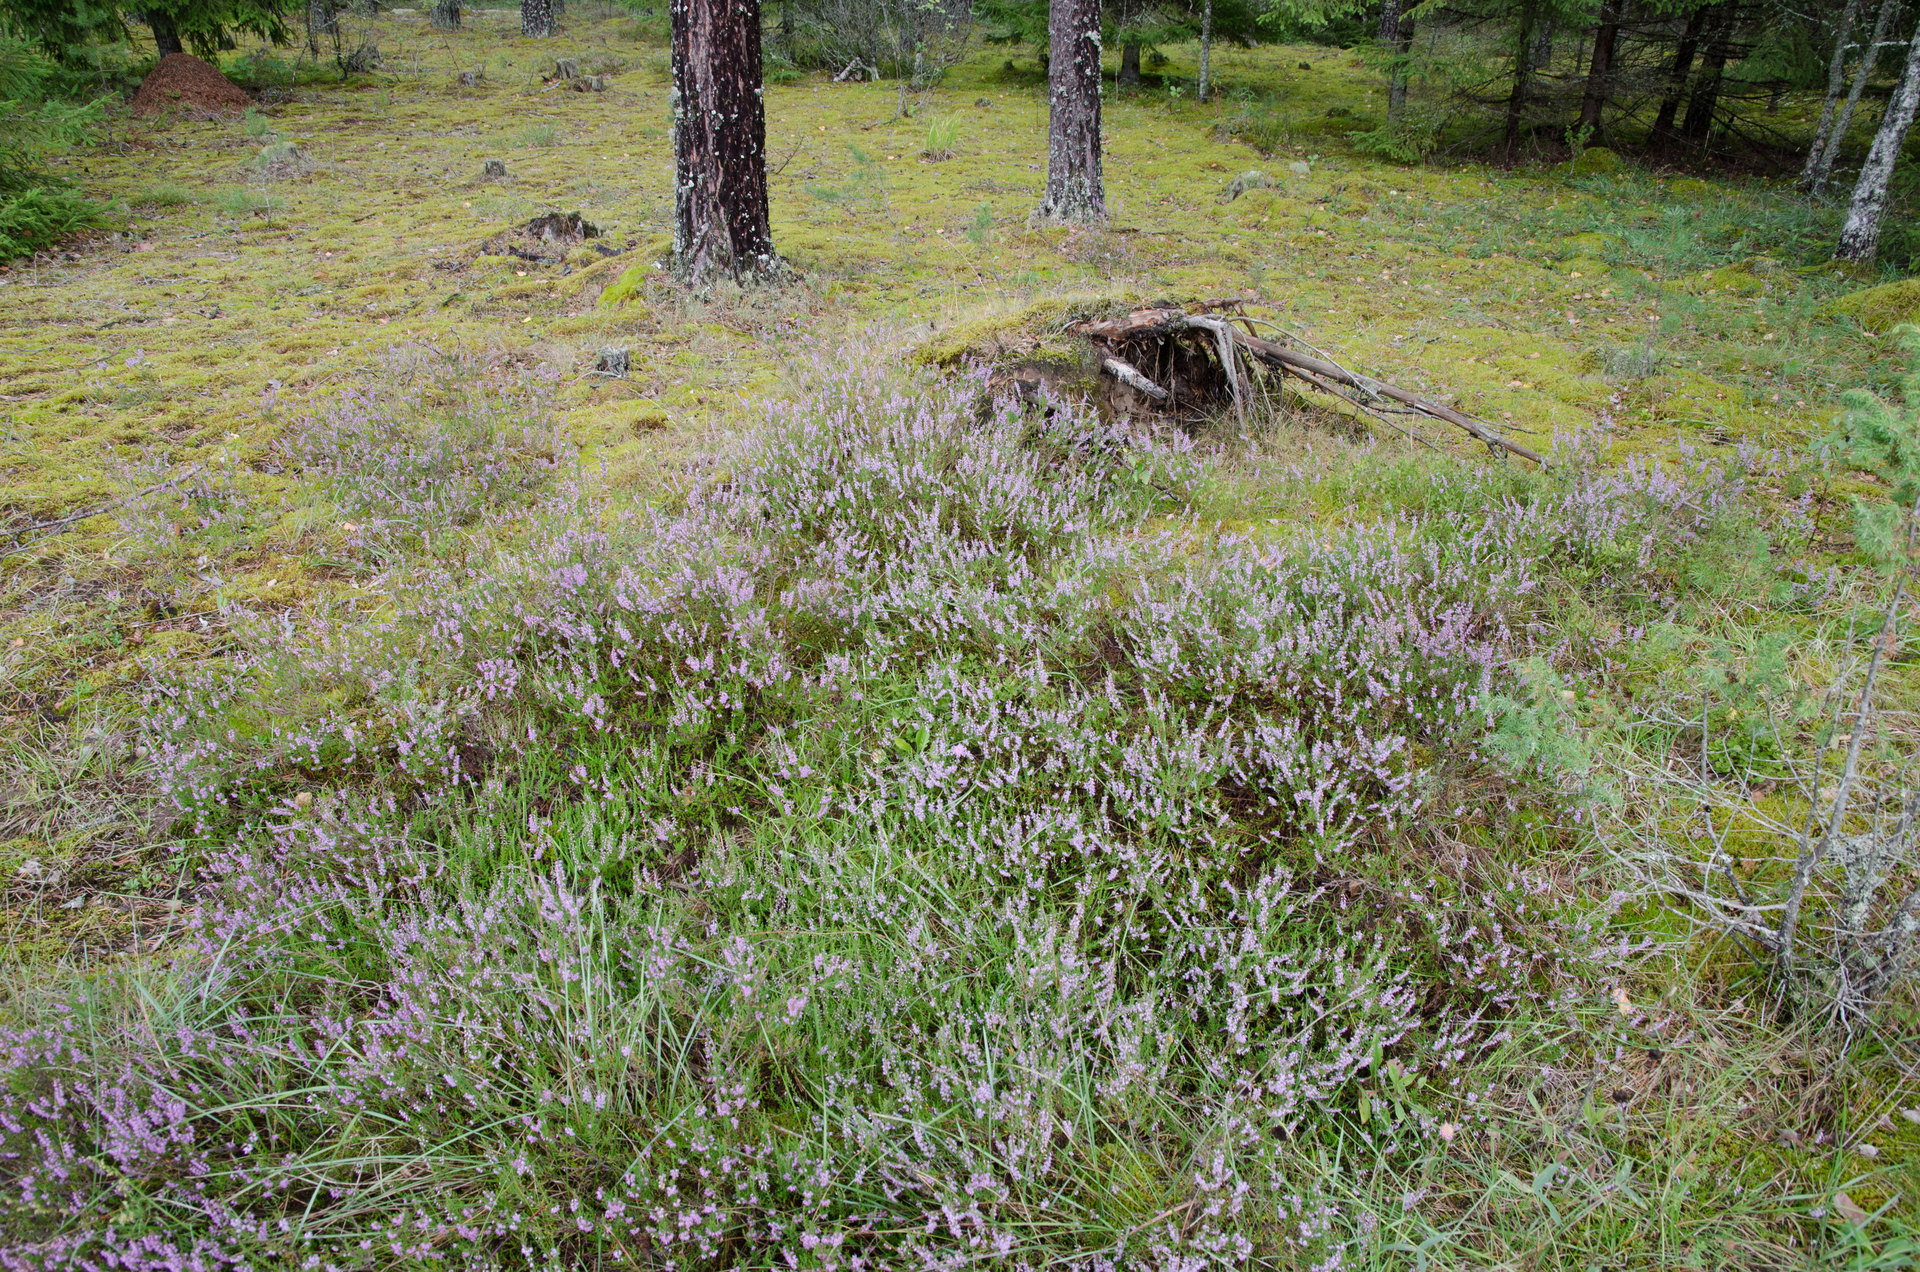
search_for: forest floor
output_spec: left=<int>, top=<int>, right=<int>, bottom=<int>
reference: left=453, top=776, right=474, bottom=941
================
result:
left=1, top=6, right=1919, bottom=1269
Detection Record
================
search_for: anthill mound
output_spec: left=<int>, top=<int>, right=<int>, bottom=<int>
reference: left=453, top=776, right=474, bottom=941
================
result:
left=131, top=54, right=252, bottom=116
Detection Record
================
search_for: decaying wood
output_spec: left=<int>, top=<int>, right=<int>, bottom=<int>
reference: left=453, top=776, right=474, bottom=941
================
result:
left=1070, top=305, right=1547, bottom=466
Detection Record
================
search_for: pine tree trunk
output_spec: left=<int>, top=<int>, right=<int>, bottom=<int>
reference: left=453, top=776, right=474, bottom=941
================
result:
left=149, top=11, right=184, bottom=56
left=1838, top=20, right=1920, bottom=262
left=306, top=0, right=339, bottom=56
left=1196, top=0, right=1212, bottom=103
left=1502, top=0, right=1540, bottom=163
left=1384, top=0, right=1414, bottom=128
left=1119, top=40, right=1141, bottom=86
left=522, top=0, right=556, bottom=36
left=430, top=0, right=461, bottom=29
left=672, top=0, right=779, bottom=285
left=780, top=0, right=793, bottom=52
left=1804, top=0, right=1866, bottom=186
left=1651, top=5, right=1709, bottom=145
left=1035, top=0, right=1105, bottom=223
left=1578, top=0, right=1623, bottom=136
left=1680, top=10, right=1734, bottom=144
left=1814, top=0, right=1902, bottom=196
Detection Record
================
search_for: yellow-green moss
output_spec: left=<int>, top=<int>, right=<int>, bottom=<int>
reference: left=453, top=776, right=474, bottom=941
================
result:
left=1565, top=146, right=1624, bottom=176
left=1817, top=278, right=1920, bottom=333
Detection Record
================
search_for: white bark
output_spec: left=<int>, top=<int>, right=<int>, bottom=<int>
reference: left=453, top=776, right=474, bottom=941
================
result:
left=1837, top=17, right=1920, bottom=262
left=1813, top=0, right=1902, bottom=196
left=1197, top=0, right=1212, bottom=104
left=1803, top=0, right=1865, bottom=188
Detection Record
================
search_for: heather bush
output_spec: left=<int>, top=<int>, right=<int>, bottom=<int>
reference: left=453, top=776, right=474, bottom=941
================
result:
left=0, top=357, right=1776, bottom=1268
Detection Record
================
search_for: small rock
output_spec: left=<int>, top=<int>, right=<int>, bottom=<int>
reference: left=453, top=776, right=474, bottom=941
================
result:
left=594, top=346, right=631, bottom=376
left=483, top=158, right=507, bottom=177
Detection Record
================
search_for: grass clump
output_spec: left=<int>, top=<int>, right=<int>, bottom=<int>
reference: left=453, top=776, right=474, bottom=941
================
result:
left=922, top=115, right=958, bottom=161
left=127, top=181, right=194, bottom=208
left=516, top=122, right=560, bottom=147
left=210, top=185, right=267, bottom=216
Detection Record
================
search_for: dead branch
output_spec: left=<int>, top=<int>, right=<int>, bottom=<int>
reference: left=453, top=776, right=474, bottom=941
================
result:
left=1101, top=356, right=1169, bottom=401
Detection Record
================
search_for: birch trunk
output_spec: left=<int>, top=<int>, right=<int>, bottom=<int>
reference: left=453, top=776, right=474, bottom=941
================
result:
left=1837, top=19, right=1920, bottom=263
left=1034, top=0, right=1106, bottom=223
left=1196, top=0, right=1212, bottom=103
left=1813, top=0, right=1902, bottom=196
left=1803, top=0, right=1866, bottom=187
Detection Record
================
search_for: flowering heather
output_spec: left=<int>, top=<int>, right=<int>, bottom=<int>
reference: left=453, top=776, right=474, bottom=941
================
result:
left=1, top=359, right=1760, bottom=1269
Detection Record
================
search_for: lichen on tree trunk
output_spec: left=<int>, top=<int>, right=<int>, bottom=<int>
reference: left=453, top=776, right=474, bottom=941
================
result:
left=522, top=0, right=556, bottom=37
left=671, top=0, right=780, bottom=286
left=430, top=0, right=461, bottom=29
left=1119, top=40, right=1140, bottom=86
left=1034, top=0, right=1105, bottom=224
left=1196, top=0, right=1212, bottom=102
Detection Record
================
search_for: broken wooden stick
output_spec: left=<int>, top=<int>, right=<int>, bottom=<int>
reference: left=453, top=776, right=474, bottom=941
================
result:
left=1101, top=355, right=1169, bottom=401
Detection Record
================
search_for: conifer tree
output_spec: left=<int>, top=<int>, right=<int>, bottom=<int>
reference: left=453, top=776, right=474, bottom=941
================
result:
left=671, top=0, right=778, bottom=284
left=522, top=0, right=556, bottom=37
left=1034, top=0, right=1104, bottom=222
